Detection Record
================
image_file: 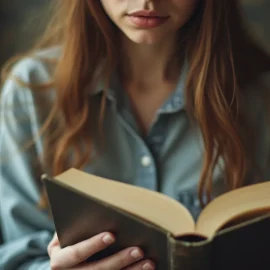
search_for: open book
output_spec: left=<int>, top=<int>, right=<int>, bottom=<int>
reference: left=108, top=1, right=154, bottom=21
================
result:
left=43, top=168, right=270, bottom=270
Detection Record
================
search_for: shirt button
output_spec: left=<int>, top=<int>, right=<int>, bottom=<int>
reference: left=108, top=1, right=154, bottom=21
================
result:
left=194, top=199, right=200, bottom=208
left=141, top=156, right=152, bottom=167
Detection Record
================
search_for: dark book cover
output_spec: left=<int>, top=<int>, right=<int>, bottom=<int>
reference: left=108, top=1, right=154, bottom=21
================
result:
left=44, top=177, right=171, bottom=269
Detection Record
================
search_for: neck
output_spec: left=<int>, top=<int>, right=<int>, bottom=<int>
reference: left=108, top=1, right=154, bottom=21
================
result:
left=120, top=35, right=180, bottom=88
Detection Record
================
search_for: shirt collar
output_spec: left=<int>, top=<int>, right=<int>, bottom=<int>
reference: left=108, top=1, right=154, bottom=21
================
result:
left=90, top=60, right=188, bottom=112
left=89, top=71, right=118, bottom=103
left=158, top=60, right=188, bottom=114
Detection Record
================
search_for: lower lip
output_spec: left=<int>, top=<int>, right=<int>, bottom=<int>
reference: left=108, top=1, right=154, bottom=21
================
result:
left=128, top=15, right=168, bottom=28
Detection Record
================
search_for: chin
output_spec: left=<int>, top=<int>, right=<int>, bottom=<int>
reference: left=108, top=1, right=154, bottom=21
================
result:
left=127, top=32, right=163, bottom=45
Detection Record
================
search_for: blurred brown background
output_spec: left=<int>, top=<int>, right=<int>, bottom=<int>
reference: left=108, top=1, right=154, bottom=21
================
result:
left=0, top=0, right=270, bottom=68
left=0, top=0, right=50, bottom=66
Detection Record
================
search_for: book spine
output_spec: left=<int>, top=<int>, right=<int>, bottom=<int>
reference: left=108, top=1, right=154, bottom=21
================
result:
left=168, top=236, right=212, bottom=270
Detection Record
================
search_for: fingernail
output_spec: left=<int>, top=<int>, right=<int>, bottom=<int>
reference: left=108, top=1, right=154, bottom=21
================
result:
left=142, top=262, right=155, bottom=270
left=131, top=249, right=143, bottom=259
left=102, top=234, right=115, bottom=244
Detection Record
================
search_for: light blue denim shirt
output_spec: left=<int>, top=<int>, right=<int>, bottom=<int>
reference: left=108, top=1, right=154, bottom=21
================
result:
left=1, top=48, right=270, bottom=269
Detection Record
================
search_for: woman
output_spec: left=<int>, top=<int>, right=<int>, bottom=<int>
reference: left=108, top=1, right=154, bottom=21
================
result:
left=1, top=0, right=270, bottom=269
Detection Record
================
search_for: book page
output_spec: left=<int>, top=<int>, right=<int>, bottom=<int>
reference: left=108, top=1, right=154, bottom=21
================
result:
left=195, top=181, right=270, bottom=237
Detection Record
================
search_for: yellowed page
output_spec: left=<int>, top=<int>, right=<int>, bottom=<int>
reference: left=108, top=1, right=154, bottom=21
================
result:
left=196, top=182, right=270, bottom=237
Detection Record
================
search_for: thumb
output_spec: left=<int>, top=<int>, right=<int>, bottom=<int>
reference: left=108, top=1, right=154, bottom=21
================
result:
left=48, top=233, right=60, bottom=257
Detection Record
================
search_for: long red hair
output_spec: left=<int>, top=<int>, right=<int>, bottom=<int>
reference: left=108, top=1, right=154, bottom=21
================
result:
left=2, top=0, right=270, bottom=206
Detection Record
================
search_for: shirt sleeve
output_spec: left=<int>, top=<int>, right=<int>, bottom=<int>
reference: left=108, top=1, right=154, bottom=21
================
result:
left=0, top=58, right=55, bottom=270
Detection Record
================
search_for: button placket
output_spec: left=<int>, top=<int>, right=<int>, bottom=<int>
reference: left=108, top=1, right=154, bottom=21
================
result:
left=116, top=111, right=158, bottom=190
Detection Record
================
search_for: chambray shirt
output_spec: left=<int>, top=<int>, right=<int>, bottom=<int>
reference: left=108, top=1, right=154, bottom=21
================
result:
left=1, top=48, right=270, bottom=270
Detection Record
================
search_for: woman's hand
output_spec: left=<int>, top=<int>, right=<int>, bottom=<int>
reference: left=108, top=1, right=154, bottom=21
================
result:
left=48, top=232, right=155, bottom=270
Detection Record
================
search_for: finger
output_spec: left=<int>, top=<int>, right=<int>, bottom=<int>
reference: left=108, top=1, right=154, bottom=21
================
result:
left=48, top=233, right=60, bottom=257
left=50, top=232, right=115, bottom=269
left=124, top=259, right=155, bottom=270
left=89, top=246, right=144, bottom=270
